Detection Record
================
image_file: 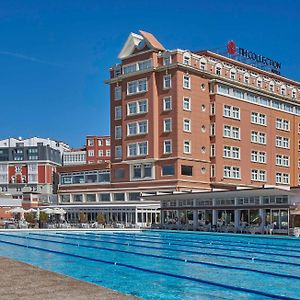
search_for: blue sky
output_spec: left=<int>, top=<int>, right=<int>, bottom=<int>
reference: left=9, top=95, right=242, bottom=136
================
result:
left=1, top=0, right=299, bottom=147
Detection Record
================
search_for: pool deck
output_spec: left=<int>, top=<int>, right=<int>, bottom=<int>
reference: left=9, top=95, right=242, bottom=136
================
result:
left=0, top=256, right=139, bottom=300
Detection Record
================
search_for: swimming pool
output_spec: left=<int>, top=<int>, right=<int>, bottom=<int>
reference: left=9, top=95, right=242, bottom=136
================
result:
left=0, top=230, right=299, bottom=300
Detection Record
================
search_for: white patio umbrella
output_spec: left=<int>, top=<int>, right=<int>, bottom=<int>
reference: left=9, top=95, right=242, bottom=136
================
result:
left=25, top=208, right=37, bottom=213
left=52, top=208, right=66, bottom=215
left=6, top=207, right=26, bottom=220
left=41, top=208, right=54, bottom=214
left=6, top=207, right=26, bottom=214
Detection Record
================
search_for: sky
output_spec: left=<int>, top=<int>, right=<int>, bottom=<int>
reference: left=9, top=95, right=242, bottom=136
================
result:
left=0, top=0, right=299, bottom=147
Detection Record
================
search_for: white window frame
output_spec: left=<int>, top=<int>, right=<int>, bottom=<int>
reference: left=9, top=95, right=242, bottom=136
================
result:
left=163, top=96, right=172, bottom=111
left=163, top=140, right=172, bottom=154
left=163, top=74, right=172, bottom=89
left=183, top=118, right=191, bottom=132
left=183, top=140, right=191, bottom=154
left=163, top=118, right=172, bottom=132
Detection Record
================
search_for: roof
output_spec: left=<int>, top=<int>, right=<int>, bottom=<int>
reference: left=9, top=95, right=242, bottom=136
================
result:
left=118, top=30, right=165, bottom=60
left=139, top=30, right=165, bottom=51
left=57, top=162, right=110, bottom=173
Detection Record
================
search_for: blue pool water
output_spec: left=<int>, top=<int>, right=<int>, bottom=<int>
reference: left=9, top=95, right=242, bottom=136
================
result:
left=0, top=230, right=300, bottom=300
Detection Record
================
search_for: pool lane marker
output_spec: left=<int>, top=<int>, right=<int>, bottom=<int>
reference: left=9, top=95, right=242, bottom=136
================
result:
left=2, top=233, right=300, bottom=281
left=68, top=232, right=300, bottom=260
left=0, top=238, right=297, bottom=300
left=31, top=232, right=300, bottom=268
left=109, top=232, right=300, bottom=254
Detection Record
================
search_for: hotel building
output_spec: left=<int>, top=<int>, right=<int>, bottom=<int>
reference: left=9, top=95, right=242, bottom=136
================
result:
left=57, top=30, right=300, bottom=229
left=86, top=135, right=111, bottom=164
left=0, top=137, right=69, bottom=206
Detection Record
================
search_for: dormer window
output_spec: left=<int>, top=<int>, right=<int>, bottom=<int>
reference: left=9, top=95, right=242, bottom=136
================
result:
left=244, top=73, right=250, bottom=84
left=163, top=55, right=172, bottom=66
left=281, top=86, right=286, bottom=96
left=215, top=63, right=222, bottom=76
left=199, top=58, right=207, bottom=70
left=183, top=52, right=191, bottom=65
left=230, top=68, right=236, bottom=80
left=257, top=77, right=262, bottom=88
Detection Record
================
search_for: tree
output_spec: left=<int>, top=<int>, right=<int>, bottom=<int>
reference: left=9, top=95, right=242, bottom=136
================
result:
left=39, top=212, right=48, bottom=223
left=24, top=213, right=35, bottom=224
left=79, top=212, right=87, bottom=223
left=97, top=213, right=106, bottom=225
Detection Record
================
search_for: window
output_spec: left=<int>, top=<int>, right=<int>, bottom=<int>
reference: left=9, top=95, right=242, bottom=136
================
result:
left=127, top=120, right=148, bottom=136
left=244, top=73, right=250, bottom=84
left=87, top=139, right=94, bottom=146
left=163, top=74, right=171, bottom=89
left=183, top=119, right=191, bottom=132
left=230, top=69, right=236, bottom=80
left=106, top=150, right=110, bottom=156
left=163, top=55, right=172, bottom=66
left=276, top=136, right=290, bottom=149
left=162, top=164, right=175, bottom=176
left=114, top=193, right=125, bottom=201
left=251, top=131, right=266, bottom=144
left=183, top=53, right=191, bottom=65
left=127, top=142, right=148, bottom=157
left=98, top=140, right=103, bottom=146
left=123, top=59, right=151, bottom=74
left=215, top=63, right=222, bottom=75
left=223, top=125, right=240, bottom=140
left=163, top=96, right=172, bottom=111
left=88, top=150, right=94, bottom=157
left=251, top=170, right=266, bottom=182
left=292, top=89, right=297, bottom=99
left=163, top=118, right=172, bottom=132
left=106, top=139, right=110, bottom=146
left=210, top=164, right=216, bottom=177
left=115, top=126, right=122, bottom=139
left=132, top=163, right=153, bottom=179
left=199, top=58, right=207, bottom=70
left=183, top=97, right=191, bottom=110
left=210, top=103, right=215, bottom=115
left=115, top=106, right=122, bottom=120
left=183, top=140, right=191, bottom=154
left=280, top=86, right=286, bottom=96
left=210, top=123, right=215, bottom=136
left=251, top=151, right=266, bottom=163
left=115, top=146, right=122, bottom=159
left=276, top=118, right=290, bottom=131
left=114, top=86, right=121, bottom=100
left=223, top=105, right=240, bottom=120
left=276, top=173, right=289, bottom=184
left=163, top=140, right=172, bottom=154
left=269, top=82, right=275, bottom=92
left=183, top=74, right=191, bottom=89
left=223, top=166, right=240, bottom=179
left=276, top=155, right=289, bottom=167
left=210, top=144, right=215, bottom=157
left=251, top=112, right=266, bottom=126
left=127, top=99, right=148, bottom=116
left=223, top=146, right=240, bottom=159
left=181, top=165, right=193, bottom=176
left=127, top=78, right=147, bottom=95
left=257, top=77, right=262, bottom=88
left=98, top=150, right=103, bottom=156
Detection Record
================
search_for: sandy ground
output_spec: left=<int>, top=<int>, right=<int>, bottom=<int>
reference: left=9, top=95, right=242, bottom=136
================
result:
left=0, top=256, right=140, bottom=300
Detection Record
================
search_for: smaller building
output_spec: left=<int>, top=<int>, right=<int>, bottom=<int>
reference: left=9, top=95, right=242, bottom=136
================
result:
left=63, top=148, right=86, bottom=166
left=86, top=135, right=111, bottom=164
left=57, top=162, right=160, bottom=226
left=144, top=187, right=300, bottom=234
